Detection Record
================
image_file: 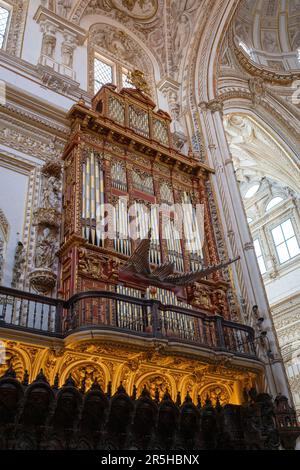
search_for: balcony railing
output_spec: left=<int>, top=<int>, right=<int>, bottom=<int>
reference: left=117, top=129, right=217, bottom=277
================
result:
left=0, top=286, right=257, bottom=359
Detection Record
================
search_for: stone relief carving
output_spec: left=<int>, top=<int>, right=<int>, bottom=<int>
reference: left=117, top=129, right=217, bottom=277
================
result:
left=11, top=242, right=25, bottom=289
left=41, top=176, right=60, bottom=210
left=138, top=375, right=172, bottom=400
left=262, top=31, right=279, bottom=54
left=110, top=0, right=158, bottom=20
left=5, top=0, right=29, bottom=57
left=42, top=32, right=57, bottom=59
left=57, top=0, right=74, bottom=18
left=248, top=77, right=266, bottom=105
left=34, top=227, right=56, bottom=269
left=67, top=364, right=106, bottom=391
left=88, top=23, right=155, bottom=94
left=0, top=120, right=66, bottom=160
left=61, top=40, right=75, bottom=68
left=29, top=161, right=62, bottom=294
left=200, top=385, right=230, bottom=406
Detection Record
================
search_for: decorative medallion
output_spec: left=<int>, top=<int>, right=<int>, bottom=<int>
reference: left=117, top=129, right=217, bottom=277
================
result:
left=28, top=268, right=57, bottom=295
left=110, top=0, right=158, bottom=21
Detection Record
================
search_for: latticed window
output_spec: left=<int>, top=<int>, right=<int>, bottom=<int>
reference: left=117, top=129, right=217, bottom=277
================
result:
left=271, top=219, right=300, bottom=264
left=94, top=57, right=113, bottom=93
left=94, top=55, right=136, bottom=94
left=0, top=3, right=10, bottom=49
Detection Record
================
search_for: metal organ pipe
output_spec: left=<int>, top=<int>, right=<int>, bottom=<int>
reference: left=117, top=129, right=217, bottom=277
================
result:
left=90, top=151, right=96, bottom=245
left=165, top=220, right=184, bottom=272
left=82, top=151, right=105, bottom=247
left=182, top=192, right=203, bottom=271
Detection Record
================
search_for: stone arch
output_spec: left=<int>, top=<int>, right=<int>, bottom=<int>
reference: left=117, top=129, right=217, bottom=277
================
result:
left=185, top=0, right=237, bottom=107
left=223, top=111, right=300, bottom=194
left=178, top=374, right=197, bottom=402
left=86, top=20, right=158, bottom=97
left=0, top=343, right=32, bottom=381
left=198, top=382, right=233, bottom=406
left=58, top=359, right=109, bottom=391
left=135, top=372, right=176, bottom=402
left=220, top=88, right=299, bottom=155
left=113, top=362, right=133, bottom=395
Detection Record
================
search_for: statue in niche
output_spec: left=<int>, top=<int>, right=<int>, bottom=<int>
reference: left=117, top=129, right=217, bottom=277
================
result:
left=35, top=228, right=56, bottom=269
left=61, top=44, right=74, bottom=68
left=41, top=176, right=60, bottom=210
left=11, top=242, right=25, bottom=288
left=42, top=35, right=56, bottom=59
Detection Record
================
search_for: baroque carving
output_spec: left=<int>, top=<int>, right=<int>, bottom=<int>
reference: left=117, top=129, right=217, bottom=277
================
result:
left=28, top=269, right=57, bottom=295
left=110, top=0, right=158, bottom=21
left=34, top=228, right=57, bottom=269
left=66, top=364, right=106, bottom=391
left=11, top=242, right=25, bottom=289
left=138, top=375, right=172, bottom=401
left=88, top=23, right=154, bottom=96
left=248, top=77, right=266, bottom=105
left=78, top=248, right=120, bottom=280
left=5, top=0, right=29, bottom=57
left=200, top=384, right=231, bottom=406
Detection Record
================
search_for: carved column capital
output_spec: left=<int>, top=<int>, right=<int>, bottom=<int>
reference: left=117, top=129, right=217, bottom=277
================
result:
left=199, top=99, right=224, bottom=114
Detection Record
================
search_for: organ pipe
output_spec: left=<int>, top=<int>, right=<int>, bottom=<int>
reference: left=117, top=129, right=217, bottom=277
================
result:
left=82, top=151, right=105, bottom=247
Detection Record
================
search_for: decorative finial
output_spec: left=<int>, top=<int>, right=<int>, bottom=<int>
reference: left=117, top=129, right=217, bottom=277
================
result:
left=107, top=381, right=112, bottom=398
left=64, top=373, right=75, bottom=387
left=162, top=389, right=172, bottom=402
left=141, top=384, right=151, bottom=399
left=22, top=370, right=29, bottom=386
left=3, top=364, right=17, bottom=379
left=78, top=95, right=86, bottom=106
left=34, top=369, right=48, bottom=384
left=197, top=395, right=202, bottom=409
left=116, top=382, right=126, bottom=395
left=185, top=391, right=192, bottom=403
left=126, top=69, right=151, bottom=96
left=53, top=373, right=59, bottom=389
left=131, top=384, right=137, bottom=400
left=91, top=378, right=102, bottom=392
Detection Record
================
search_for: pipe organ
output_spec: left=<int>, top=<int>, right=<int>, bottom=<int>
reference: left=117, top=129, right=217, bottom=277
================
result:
left=113, top=197, right=131, bottom=256
left=182, top=191, right=203, bottom=271
left=82, top=150, right=105, bottom=247
left=0, top=80, right=268, bottom=418
left=59, top=83, right=234, bottom=321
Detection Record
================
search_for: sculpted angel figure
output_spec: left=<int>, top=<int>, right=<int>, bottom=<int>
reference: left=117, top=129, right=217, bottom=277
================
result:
left=41, top=176, right=60, bottom=209
left=35, top=228, right=56, bottom=268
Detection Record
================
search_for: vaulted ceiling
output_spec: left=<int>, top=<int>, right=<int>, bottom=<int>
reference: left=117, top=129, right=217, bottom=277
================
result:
left=46, top=0, right=213, bottom=82
left=234, top=0, right=300, bottom=71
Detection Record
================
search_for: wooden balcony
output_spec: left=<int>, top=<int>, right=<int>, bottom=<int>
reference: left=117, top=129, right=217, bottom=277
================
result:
left=0, top=285, right=257, bottom=360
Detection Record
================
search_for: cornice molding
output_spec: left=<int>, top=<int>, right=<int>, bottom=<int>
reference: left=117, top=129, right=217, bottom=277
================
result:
left=229, top=29, right=300, bottom=86
left=33, top=6, right=86, bottom=44
left=0, top=50, right=90, bottom=107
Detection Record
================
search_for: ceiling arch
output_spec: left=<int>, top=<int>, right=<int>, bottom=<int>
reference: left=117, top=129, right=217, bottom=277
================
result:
left=234, top=0, right=300, bottom=72
left=224, top=113, right=300, bottom=194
